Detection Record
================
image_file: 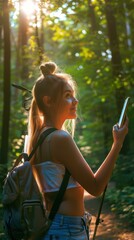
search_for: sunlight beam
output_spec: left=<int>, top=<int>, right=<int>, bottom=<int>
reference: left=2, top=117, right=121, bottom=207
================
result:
left=21, top=0, right=37, bottom=16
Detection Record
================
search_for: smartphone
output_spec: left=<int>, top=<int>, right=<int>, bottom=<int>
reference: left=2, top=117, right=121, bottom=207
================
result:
left=118, top=97, right=130, bottom=128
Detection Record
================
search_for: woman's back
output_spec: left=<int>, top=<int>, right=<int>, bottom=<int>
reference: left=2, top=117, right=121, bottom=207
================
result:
left=33, top=130, right=85, bottom=216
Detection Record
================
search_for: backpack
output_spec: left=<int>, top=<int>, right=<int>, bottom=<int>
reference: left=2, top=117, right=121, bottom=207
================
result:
left=2, top=128, right=70, bottom=240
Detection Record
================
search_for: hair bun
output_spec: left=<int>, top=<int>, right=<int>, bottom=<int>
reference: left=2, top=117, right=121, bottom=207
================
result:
left=40, top=62, right=57, bottom=76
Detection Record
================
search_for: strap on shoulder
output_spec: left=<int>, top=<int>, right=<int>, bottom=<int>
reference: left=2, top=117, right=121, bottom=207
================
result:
left=11, top=128, right=57, bottom=170
left=48, top=168, right=70, bottom=220
left=27, top=128, right=57, bottom=161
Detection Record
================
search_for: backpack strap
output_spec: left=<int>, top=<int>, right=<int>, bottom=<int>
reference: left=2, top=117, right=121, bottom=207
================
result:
left=11, top=128, right=57, bottom=171
left=48, top=168, right=70, bottom=221
left=27, top=127, right=57, bottom=161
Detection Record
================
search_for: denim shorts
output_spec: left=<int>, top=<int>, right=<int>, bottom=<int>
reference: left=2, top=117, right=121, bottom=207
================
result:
left=41, top=212, right=91, bottom=240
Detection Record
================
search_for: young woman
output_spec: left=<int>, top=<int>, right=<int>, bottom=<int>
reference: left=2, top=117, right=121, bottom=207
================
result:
left=27, top=62, right=128, bottom=240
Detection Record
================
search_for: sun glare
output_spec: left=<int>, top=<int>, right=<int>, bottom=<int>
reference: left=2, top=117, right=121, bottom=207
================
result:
left=21, top=0, right=38, bottom=16
left=11, top=0, right=41, bottom=26
left=11, top=0, right=40, bottom=17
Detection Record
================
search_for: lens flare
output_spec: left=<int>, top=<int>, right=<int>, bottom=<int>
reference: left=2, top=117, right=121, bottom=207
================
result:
left=21, top=0, right=37, bottom=16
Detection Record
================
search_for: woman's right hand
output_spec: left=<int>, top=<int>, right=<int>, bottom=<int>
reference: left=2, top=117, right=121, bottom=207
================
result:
left=112, top=117, right=128, bottom=147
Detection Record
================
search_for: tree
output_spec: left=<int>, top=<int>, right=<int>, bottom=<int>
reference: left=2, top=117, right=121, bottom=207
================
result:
left=18, top=0, right=29, bottom=80
left=0, top=0, right=11, bottom=167
left=0, top=1, right=3, bottom=59
left=105, top=0, right=130, bottom=154
left=105, top=0, right=126, bottom=110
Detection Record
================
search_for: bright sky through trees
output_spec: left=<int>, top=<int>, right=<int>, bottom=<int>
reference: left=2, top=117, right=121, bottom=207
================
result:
left=11, top=0, right=74, bottom=22
left=11, top=0, right=42, bottom=27
left=12, top=0, right=39, bottom=16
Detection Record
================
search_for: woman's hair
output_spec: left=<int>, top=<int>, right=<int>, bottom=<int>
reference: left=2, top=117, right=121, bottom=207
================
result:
left=27, top=62, right=77, bottom=158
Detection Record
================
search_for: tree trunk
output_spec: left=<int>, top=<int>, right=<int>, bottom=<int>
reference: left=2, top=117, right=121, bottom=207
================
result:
left=105, top=0, right=125, bottom=109
left=18, top=0, right=29, bottom=80
left=35, top=10, right=43, bottom=65
left=0, top=1, right=3, bottom=59
left=0, top=0, right=11, bottom=165
left=123, top=2, right=132, bottom=49
left=105, top=0, right=129, bottom=154
left=88, top=0, right=111, bottom=155
left=125, top=1, right=134, bottom=48
left=35, top=2, right=45, bottom=65
left=88, top=0, right=98, bottom=32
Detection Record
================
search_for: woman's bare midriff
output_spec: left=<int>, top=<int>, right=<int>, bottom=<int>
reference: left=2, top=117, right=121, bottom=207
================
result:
left=44, top=186, right=85, bottom=216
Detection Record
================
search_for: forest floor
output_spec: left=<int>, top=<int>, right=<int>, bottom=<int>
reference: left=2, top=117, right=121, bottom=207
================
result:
left=84, top=192, right=134, bottom=240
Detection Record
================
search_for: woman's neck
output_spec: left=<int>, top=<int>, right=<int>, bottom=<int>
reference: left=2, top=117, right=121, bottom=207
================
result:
left=45, top=120, right=63, bottom=130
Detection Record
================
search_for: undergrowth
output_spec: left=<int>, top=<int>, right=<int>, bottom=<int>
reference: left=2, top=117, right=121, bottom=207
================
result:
left=106, top=153, right=134, bottom=228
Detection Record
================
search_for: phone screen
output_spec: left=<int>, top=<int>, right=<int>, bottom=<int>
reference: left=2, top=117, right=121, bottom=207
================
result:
left=118, top=97, right=130, bottom=128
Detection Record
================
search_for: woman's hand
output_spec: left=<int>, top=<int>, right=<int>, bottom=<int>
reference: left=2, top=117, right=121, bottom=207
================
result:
left=112, top=117, right=128, bottom=147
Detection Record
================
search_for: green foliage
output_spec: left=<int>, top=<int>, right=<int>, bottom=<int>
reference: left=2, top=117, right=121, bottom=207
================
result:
left=107, top=186, right=134, bottom=226
left=113, top=154, right=134, bottom=188
left=106, top=154, right=134, bottom=226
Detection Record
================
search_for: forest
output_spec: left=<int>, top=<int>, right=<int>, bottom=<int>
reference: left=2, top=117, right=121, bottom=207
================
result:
left=0, top=0, right=134, bottom=237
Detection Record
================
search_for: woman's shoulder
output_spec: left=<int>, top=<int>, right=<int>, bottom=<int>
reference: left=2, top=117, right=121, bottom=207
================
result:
left=44, top=129, right=75, bottom=164
left=41, top=128, right=76, bottom=156
left=52, top=129, right=73, bottom=144
left=54, top=129, right=71, bottom=137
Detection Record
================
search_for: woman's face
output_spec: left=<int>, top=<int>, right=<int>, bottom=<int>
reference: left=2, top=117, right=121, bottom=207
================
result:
left=57, top=83, right=78, bottom=122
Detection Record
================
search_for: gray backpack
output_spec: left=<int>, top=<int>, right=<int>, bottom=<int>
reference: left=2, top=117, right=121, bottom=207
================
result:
left=2, top=128, right=70, bottom=240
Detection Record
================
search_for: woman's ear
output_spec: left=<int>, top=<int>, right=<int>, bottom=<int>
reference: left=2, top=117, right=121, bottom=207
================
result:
left=43, top=96, right=52, bottom=107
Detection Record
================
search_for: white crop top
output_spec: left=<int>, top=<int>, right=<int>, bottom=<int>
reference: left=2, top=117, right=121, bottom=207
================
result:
left=32, top=161, right=80, bottom=193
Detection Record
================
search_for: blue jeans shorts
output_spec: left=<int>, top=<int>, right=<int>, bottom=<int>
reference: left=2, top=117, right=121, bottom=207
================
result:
left=41, top=212, right=92, bottom=240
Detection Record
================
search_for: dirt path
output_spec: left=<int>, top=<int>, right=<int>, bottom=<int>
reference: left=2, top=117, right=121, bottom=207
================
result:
left=84, top=192, right=134, bottom=240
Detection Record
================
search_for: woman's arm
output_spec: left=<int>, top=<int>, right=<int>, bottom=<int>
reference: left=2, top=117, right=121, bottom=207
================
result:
left=93, top=119, right=128, bottom=195
left=52, top=119, right=128, bottom=197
